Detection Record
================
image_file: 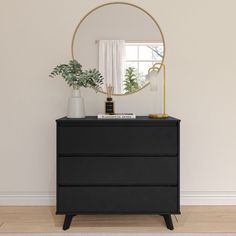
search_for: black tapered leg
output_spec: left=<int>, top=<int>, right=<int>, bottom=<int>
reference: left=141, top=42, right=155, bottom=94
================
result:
left=63, top=214, right=75, bottom=230
left=161, top=214, right=174, bottom=230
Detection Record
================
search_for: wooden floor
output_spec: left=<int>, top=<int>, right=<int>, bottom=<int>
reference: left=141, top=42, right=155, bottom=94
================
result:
left=0, top=206, right=236, bottom=233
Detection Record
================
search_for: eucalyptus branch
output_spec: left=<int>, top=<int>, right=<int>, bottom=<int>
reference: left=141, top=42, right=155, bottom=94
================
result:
left=50, top=60, right=103, bottom=90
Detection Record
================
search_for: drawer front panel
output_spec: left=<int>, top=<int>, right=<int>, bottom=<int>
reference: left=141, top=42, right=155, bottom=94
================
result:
left=58, top=156, right=177, bottom=185
left=57, top=186, right=178, bottom=213
left=58, top=126, right=178, bottom=155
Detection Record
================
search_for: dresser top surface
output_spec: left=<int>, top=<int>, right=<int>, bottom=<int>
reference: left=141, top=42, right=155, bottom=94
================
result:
left=56, top=116, right=180, bottom=123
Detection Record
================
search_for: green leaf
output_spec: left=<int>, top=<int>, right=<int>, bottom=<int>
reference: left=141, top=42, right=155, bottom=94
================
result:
left=49, top=59, right=104, bottom=89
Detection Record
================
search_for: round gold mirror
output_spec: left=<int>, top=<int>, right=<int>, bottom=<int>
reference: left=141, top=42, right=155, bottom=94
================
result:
left=72, top=2, right=165, bottom=95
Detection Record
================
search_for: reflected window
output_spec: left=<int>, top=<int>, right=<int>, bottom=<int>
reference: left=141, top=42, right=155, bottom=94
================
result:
left=123, top=43, right=164, bottom=93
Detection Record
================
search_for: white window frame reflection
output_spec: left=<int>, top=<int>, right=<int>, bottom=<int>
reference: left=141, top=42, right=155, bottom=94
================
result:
left=125, top=42, right=164, bottom=77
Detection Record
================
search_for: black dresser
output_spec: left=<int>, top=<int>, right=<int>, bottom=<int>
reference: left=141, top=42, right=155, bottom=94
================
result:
left=56, top=116, right=180, bottom=230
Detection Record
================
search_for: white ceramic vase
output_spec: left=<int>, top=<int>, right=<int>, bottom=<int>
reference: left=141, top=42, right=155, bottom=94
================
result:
left=67, top=89, right=85, bottom=118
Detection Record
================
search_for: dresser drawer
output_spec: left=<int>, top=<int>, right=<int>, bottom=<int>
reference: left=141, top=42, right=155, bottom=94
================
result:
left=57, top=186, right=178, bottom=213
left=58, top=125, right=178, bottom=155
left=58, top=156, right=177, bottom=185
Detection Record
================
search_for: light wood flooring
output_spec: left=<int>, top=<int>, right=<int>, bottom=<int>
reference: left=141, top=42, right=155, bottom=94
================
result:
left=0, top=206, right=236, bottom=233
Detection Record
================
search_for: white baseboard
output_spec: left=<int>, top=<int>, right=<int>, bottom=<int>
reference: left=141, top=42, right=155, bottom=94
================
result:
left=0, top=192, right=55, bottom=206
left=181, top=191, right=236, bottom=205
left=0, top=191, right=236, bottom=206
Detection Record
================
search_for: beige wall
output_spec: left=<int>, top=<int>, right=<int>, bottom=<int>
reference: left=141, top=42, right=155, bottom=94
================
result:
left=0, top=0, right=236, bottom=205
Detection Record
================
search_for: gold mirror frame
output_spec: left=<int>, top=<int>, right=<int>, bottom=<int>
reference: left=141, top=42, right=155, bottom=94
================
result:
left=71, top=2, right=166, bottom=96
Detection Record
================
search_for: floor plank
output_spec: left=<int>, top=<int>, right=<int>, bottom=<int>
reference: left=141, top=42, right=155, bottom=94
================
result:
left=0, top=206, right=236, bottom=233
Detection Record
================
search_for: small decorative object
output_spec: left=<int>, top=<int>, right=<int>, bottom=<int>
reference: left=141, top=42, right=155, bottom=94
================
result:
left=105, top=84, right=114, bottom=114
left=50, top=60, right=103, bottom=118
left=97, top=113, right=136, bottom=119
left=146, top=63, right=168, bottom=118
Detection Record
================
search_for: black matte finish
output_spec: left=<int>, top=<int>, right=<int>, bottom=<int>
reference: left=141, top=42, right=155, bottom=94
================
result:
left=59, top=156, right=178, bottom=185
left=56, top=116, right=180, bottom=230
left=58, top=126, right=178, bottom=155
left=63, top=215, right=75, bottom=230
left=58, top=186, right=178, bottom=213
left=162, top=214, right=174, bottom=230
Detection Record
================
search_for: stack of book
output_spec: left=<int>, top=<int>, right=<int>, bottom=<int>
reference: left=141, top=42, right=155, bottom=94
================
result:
left=97, top=113, right=136, bottom=119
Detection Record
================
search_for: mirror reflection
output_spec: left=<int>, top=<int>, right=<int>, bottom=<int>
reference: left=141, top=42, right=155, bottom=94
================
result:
left=72, top=3, right=165, bottom=95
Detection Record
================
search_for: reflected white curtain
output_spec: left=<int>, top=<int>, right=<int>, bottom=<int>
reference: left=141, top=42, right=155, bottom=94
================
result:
left=99, top=40, right=125, bottom=94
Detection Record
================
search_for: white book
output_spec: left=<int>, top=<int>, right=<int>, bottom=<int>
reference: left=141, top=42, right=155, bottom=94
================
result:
left=97, top=113, right=136, bottom=119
